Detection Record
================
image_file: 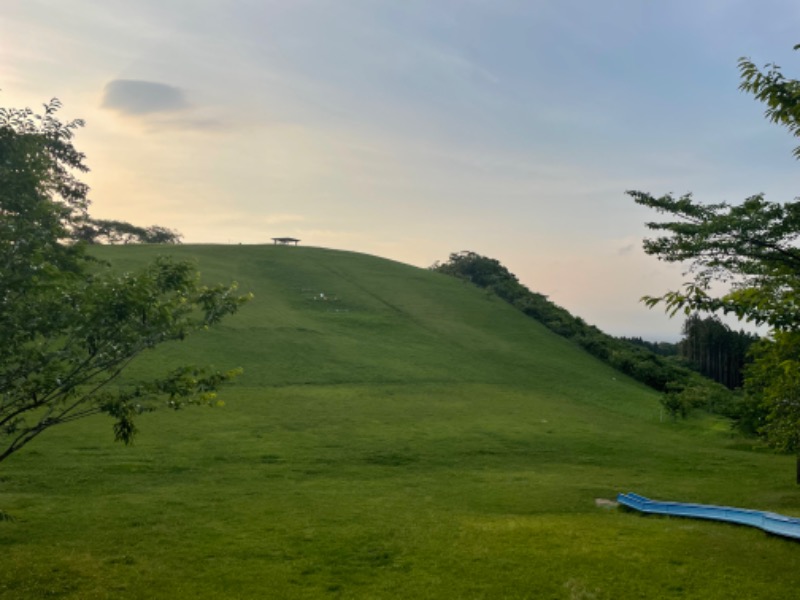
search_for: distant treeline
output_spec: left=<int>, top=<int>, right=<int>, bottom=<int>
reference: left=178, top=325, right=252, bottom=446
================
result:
left=622, top=320, right=757, bottom=391
left=618, top=337, right=678, bottom=357
left=74, top=218, right=182, bottom=245
left=679, top=315, right=757, bottom=390
left=432, top=251, right=750, bottom=420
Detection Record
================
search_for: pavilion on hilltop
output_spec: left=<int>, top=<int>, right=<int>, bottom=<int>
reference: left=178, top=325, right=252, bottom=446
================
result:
left=271, top=237, right=301, bottom=246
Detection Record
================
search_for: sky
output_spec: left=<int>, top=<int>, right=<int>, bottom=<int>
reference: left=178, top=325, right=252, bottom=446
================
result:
left=3, top=1, right=800, bottom=340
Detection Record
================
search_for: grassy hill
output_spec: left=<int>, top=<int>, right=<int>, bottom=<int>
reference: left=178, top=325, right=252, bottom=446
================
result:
left=2, top=244, right=800, bottom=599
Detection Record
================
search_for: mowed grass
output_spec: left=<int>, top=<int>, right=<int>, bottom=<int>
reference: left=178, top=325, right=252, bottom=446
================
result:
left=2, top=244, right=800, bottom=599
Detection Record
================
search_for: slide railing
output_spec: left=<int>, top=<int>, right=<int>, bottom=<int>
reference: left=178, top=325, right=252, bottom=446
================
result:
left=617, top=492, right=800, bottom=540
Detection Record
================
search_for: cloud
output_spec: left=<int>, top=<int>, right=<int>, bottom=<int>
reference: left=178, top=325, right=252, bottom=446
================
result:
left=100, top=79, right=229, bottom=132
left=139, top=114, right=229, bottom=133
left=101, top=79, right=189, bottom=115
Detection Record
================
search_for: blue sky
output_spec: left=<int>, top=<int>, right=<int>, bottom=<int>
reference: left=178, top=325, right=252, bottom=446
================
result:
left=3, top=0, right=799, bottom=339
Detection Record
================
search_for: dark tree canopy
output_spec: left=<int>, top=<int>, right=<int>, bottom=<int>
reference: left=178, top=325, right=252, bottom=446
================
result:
left=679, top=314, right=757, bottom=390
left=74, top=218, right=183, bottom=245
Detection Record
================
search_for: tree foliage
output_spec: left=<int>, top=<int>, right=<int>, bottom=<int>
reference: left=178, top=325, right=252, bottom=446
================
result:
left=74, top=218, right=183, bottom=245
left=739, top=46, right=800, bottom=159
left=631, top=45, right=800, bottom=467
left=0, top=99, right=250, bottom=464
left=679, top=314, right=757, bottom=390
left=742, top=331, right=800, bottom=452
left=629, top=191, right=800, bottom=331
left=618, top=336, right=678, bottom=357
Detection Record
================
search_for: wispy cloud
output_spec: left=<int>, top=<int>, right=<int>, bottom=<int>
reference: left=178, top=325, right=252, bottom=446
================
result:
left=99, top=79, right=231, bottom=133
left=205, top=213, right=307, bottom=228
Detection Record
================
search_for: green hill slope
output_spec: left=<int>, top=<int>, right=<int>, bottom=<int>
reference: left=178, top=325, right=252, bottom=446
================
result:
left=120, top=245, right=657, bottom=414
left=2, top=245, right=800, bottom=599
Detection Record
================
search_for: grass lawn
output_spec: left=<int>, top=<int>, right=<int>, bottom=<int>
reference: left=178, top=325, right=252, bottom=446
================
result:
left=2, top=245, right=799, bottom=599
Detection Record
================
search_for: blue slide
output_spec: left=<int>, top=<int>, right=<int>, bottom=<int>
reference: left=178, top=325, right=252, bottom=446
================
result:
left=617, top=492, right=800, bottom=541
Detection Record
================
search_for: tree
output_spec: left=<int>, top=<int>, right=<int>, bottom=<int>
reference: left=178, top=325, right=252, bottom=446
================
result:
left=744, top=332, right=800, bottom=450
left=739, top=45, right=800, bottom=159
left=74, top=218, right=183, bottom=244
left=679, top=314, right=756, bottom=389
left=630, top=45, right=800, bottom=479
left=0, top=99, right=250, bottom=469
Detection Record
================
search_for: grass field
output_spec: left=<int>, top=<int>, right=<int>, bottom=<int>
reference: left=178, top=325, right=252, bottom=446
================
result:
left=2, top=244, right=800, bottom=599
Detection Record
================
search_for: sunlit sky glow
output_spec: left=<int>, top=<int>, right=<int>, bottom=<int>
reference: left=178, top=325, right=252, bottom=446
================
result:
left=3, top=1, right=799, bottom=340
